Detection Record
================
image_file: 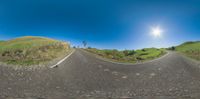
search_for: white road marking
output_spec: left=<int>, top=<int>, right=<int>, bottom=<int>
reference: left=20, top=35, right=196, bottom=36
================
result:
left=50, top=49, right=75, bottom=68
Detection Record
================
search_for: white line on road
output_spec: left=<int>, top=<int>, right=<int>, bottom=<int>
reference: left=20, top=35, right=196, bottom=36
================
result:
left=50, top=49, right=75, bottom=68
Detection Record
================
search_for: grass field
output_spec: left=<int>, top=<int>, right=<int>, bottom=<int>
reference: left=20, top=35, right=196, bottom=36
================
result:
left=85, top=48, right=166, bottom=63
left=0, top=36, right=71, bottom=66
left=176, top=41, right=200, bottom=60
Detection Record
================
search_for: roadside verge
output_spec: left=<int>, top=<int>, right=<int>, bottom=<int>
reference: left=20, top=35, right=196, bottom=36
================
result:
left=50, top=49, right=75, bottom=68
left=81, top=49, right=169, bottom=66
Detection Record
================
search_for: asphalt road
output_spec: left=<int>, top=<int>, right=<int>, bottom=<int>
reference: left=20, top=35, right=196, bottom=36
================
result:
left=1, top=49, right=200, bottom=99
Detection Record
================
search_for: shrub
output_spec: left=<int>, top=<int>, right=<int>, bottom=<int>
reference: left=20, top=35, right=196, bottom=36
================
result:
left=128, top=50, right=135, bottom=55
left=88, top=46, right=92, bottom=49
left=123, top=50, right=129, bottom=56
left=123, top=50, right=135, bottom=56
left=85, top=47, right=165, bottom=63
left=142, top=49, right=146, bottom=51
left=168, top=46, right=176, bottom=50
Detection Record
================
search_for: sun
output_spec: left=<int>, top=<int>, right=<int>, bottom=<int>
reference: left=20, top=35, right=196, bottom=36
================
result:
left=151, top=26, right=163, bottom=38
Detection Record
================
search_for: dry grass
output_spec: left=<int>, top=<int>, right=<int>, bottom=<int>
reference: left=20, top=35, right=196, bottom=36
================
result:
left=0, top=36, right=71, bottom=66
left=85, top=48, right=166, bottom=63
left=176, top=41, right=200, bottom=60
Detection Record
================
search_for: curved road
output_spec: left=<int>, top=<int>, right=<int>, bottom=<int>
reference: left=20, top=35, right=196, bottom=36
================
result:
left=0, top=49, right=200, bottom=99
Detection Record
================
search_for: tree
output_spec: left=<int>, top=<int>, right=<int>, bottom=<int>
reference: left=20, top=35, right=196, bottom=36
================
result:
left=82, top=41, right=87, bottom=48
left=171, top=46, right=176, bottom=50
left=123, top=50, right=135, bottom=56
left=128, top=50, right=135, bottom=56
left=167, top=46, right=176, bottom=51
left=123, top=50, right=129, bottom=56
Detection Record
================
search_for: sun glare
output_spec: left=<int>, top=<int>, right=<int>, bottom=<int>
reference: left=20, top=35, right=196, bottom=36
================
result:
left=151, top=26, right=163, bottom=38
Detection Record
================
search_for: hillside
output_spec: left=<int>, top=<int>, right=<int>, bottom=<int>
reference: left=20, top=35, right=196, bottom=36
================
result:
left=0, top=36, right=71, bottom=66
left=176, top=41, right=200, bottom=60
left=85, top=48, right=166, bottom=63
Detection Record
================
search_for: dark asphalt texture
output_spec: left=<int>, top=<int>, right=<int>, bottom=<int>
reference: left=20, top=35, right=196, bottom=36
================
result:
left=0, top=49, right=200, bottom=99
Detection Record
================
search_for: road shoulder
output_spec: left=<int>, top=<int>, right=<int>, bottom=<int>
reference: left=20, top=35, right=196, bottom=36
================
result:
left=50, top=49, right=75, bottom=68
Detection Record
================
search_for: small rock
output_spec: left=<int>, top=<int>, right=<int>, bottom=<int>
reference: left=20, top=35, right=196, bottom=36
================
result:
left=120, top=96, right=131, bottom=98
left=104, top=69, right=109, bottom=72
left=169, top=88, right=173, bottom=91
left=122, top=76, right=128, bottom=79
left=112, top=71, right=118, bottom=75
left=98, top=65, right=102, bottom=68
left=136, top=73, right=140, bottom=76
left=56, top=86, right=60, bottom=89
left=150, top=73, right=156, bottom=76
left=184, top=89, right=188, bottom=92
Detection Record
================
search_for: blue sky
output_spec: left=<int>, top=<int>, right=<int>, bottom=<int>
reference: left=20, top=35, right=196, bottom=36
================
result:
left=0, top=0, right=200, bottom=50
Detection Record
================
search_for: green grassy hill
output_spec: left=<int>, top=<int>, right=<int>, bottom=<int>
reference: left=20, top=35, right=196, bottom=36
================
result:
left=85, top=48, right=166, bottom=63
left=0, top=36, right=71, bottom=66
left=176, top=41, right=200, bottom=60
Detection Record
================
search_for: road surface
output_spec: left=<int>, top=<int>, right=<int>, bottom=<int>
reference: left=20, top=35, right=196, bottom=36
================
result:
left=0, top=49, right=200, bottom=99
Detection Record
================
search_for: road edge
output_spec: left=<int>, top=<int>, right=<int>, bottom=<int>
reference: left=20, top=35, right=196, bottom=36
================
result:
left=50, top=49, right=75, bottom=68
left=177, top=52, right=200, bottom=67
left=81, top=49, right=170, bottom=66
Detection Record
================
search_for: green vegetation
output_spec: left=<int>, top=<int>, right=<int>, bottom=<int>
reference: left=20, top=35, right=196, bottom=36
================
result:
left=176, top=41, right=200, bottom=60
left=0, top=36, right=71, bottom=66
left=85, top=47, right=166, bottom=63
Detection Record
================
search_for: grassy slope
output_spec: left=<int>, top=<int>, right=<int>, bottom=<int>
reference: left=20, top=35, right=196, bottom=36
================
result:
left=85, top=48, right=166, bottom=63
left=0, top=36, right=70, bottom=66
left=176, top=41, right=200, bottom=60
